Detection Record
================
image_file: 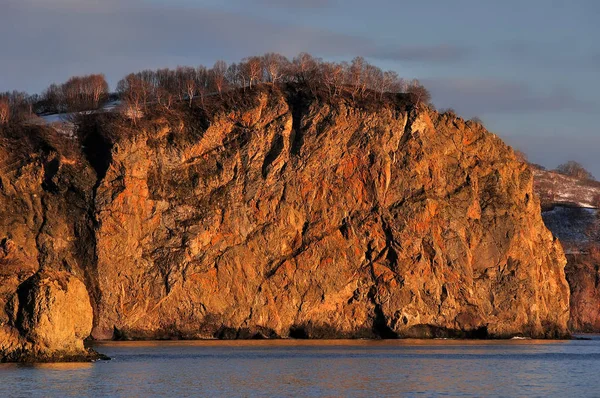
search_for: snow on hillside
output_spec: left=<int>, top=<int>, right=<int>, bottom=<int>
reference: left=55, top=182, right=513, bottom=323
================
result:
left=41, top=113, right=69, bottom=124
left=38, top=100, right=122, bottom=126
left=534, top=169, right=600, bottom=210
left=534, top=168, right=600, bottom=251
left=30, top=101, right=122, bottom=138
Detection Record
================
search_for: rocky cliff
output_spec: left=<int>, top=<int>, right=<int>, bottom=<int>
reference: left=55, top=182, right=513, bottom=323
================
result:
left=0, top=125, right=101, bottom=361
left=0, top=85, right=570, bottom=360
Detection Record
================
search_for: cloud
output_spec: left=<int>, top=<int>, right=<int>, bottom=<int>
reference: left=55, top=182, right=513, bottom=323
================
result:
left=497, top=39, right=600, bottom=70
left=0, top=0, right=474, bottom=92
left=369, top=44, right=471, bottom=63
left=256, top=0, right=335, bottom=8
left=423, top=77, right=594, bottom=116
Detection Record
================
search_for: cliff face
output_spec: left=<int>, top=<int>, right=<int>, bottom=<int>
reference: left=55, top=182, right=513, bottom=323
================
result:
left=0, top=127, right=100, bottom=361
left=0, top=86, right=570, bottom=360
left=91, top=87, right=569, bottom=339
left=533, top=168, right=600, bottom=332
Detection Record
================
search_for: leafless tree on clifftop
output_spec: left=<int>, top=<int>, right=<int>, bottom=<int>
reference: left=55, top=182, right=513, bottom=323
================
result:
left=211, top=60, right=228, bottom=96
left=0, top=98, right=9, bottom=124
left=117, top=74, right=148, bottom=123
left=242, top=56, right=263, bottom=89
left=407, top=79, right=431, bottom=106
left=262, top=53, right=290, bottom=85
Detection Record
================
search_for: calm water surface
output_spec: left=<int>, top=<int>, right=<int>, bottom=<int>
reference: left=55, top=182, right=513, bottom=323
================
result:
left=2, top=338, right=600, bottom=397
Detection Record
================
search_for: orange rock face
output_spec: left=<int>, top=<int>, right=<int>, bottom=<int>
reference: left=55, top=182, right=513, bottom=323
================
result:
left=91, top=88, right=569, bottom=339
left=0, top=126, right=100, bottom=361
left=0, top=87, right=571, bottom=361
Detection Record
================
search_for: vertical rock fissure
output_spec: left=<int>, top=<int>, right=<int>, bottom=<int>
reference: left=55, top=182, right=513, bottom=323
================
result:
left=287, top=90, right=306, bottom=156
left=79, top=122, right=115, bottom=334
left=261, top=133, right=284, bottom=178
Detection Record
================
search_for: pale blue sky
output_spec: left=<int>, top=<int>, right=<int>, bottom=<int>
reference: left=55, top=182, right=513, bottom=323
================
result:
left=1, top=0, right=598, bottom=175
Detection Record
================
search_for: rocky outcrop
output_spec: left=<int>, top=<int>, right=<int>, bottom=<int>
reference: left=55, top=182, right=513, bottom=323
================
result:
left=2, top=270, right=99, bottom=362
left=0, top=86, right=571, bottom=361
left=1, top=269, right=99, bottom=362
left=0, top=126, right=101, bottom=361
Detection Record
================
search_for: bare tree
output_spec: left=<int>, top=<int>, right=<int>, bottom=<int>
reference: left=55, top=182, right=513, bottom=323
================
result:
left=196, top=66, right=209, bottom=106
left=406, top=79, right=431, bottom=105
left=90, top=74, right=109, bottom=109
left=0, top=98, right=9, bottom=124
left=185, top=69, right=197, bottom=107
left=44, top=74, right=110, bottom=112
left=379, top=71, right=401, bottom=99
left=24, top=53, right=442, bottom=121
left=175, top=66, right=189, bottom=102
left=262, top=53, right=289, bottom=85
left=156, top=68, right=177, bottom=107
left=348, top=56, right=366, bottom=99
left=117, top=74, right=147, bottom=123
left=364, top=63, right=382, bottom=99
left=0, top=91, right=34, bottom=121
left=211, top=60, right=228, bottom=96
left=41, top=83, right=65, bottom=113
left=320, top=62, right=345, bottom=97
left=156, top=86, right=174, bottom=109
left=62, top=76, right=81, bottom=111
left=291, top=52, right=319, bottom=84
left=242, top=56, right=263, bottom=88
left=226, top=63, right=244, bottom=88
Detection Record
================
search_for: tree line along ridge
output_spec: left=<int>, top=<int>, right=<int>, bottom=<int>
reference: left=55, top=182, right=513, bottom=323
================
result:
left=0, top=53, right=432, bottom=125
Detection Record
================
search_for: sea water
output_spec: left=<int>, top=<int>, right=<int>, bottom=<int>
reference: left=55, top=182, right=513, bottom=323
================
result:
left=2, top=337, right=600, bottom=397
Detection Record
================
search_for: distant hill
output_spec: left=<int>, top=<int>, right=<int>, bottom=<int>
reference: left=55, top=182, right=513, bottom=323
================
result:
left=533, top=168, right=600, bottom=211
left=533, top=167, right=600, bottom=332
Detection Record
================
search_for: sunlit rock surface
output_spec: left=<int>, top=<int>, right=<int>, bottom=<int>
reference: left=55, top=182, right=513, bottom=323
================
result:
left=0, top=86, right=570, bottom=361
left=91, top=87, right=569, bottom=339
left=1, top=270, right=99, bottom=362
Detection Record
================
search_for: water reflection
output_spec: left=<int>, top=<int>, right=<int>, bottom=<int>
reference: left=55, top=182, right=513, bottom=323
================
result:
left=93, top=337, right=567, bottom=348
left=13, top=362, right=95, bottom=370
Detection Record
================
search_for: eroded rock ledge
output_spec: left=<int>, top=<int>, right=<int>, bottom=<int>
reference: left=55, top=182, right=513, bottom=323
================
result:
left=0, top=85, right=570, bottom=360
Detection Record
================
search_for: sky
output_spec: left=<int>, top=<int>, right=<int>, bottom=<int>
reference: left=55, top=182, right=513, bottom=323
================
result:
left=1, top=0, right=599, bottom=176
